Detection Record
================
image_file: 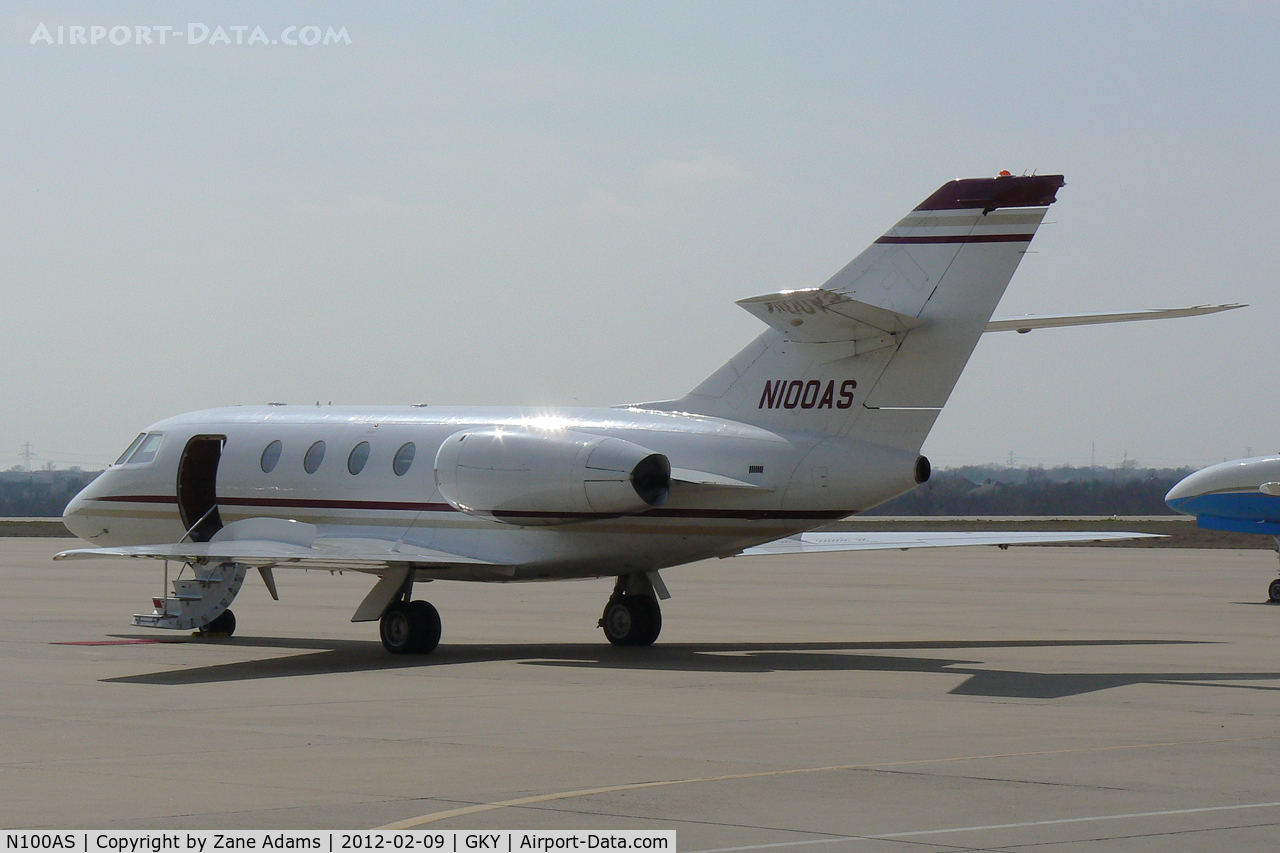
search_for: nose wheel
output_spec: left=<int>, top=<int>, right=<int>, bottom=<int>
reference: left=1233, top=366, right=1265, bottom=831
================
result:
left=200, top=609, right=236, bottom=637
left=380, top=600, right=442, bottom=654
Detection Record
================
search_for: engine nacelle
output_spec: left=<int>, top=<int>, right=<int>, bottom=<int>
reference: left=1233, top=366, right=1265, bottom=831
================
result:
left=434, top=428, right=671, bottom=526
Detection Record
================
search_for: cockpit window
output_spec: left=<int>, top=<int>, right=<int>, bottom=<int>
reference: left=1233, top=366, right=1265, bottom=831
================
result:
left=127, top=433, right=163, bottom=465
left=115, top=433, right=147, bottom=465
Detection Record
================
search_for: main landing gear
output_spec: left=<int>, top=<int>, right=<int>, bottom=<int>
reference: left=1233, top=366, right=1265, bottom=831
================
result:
left=380, top=599, right=442, bottom=655
left=1269, top=538, right=1280, bottom=604
left=599, top=573, right=664, bottom=646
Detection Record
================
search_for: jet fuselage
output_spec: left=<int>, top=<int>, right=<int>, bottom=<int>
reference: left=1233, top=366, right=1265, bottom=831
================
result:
left=64, top=404, right=922, bottom=582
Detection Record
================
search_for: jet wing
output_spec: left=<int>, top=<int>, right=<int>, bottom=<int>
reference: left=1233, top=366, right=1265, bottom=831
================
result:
left=53, top=541, right=499, bottom=571
left=985, top=304, right=1243, bottom=334
left=737, top=530, right=1161, bottom=555
left=53, top=516, right=502, bottom=572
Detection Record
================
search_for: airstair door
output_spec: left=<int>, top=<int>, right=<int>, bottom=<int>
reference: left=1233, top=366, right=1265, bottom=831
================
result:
left=177, top=435, right=225, bottom=542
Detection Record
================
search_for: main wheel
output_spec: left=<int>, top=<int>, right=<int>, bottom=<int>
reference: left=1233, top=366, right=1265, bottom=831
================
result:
left=201, top=609, right=236, bottom=637
left=601, top=596, right=662, bottom=646
left=380, top=602, right=416, bottom=654
left=407, top=600, right=442, bottom=654
left=632, top=596, right=662, bottom=645
left=1268, top=578, right=1280, bottom=603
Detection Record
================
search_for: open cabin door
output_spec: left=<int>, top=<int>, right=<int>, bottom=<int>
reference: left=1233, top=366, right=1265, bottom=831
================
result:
left=177, top=435, right=225, bottom=542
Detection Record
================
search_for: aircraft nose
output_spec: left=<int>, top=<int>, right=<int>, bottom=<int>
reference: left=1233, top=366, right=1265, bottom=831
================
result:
left=1164, top=475, right=1197, bottom=515
left=1164, top=462, right=1228, bottom=516
left=1167, top=473, right=1192, bottom=507
left=61, top=484, right=104, bottom=540
left=62, top=491, right=88, bottom=533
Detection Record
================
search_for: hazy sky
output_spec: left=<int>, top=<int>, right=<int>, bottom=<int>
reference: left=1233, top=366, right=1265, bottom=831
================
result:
left=3, top=2, right=1276, bottom=470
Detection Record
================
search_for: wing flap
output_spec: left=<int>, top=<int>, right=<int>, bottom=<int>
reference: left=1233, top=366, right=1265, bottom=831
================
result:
left=737, top=530, right=1161, bottom=555
left=53, top=539, right=501, bottom=570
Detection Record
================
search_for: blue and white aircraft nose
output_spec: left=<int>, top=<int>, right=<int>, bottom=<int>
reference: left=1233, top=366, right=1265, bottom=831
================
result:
left=1164, top=467, right=1212, bottom=516
left=1165, top=456, right=1280, bottom=528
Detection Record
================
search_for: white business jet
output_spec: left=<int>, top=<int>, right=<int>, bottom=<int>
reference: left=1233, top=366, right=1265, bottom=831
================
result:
left=58, top=174, right=1237, bottom=653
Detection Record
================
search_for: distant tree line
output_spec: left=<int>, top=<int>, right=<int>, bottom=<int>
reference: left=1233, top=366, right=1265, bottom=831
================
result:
left=0, top=469, right=100, bottom=518
left=865, top=465, right=1194, bottom=516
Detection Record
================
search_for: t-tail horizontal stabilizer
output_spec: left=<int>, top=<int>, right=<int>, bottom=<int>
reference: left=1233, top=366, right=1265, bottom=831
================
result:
left=986, top=304, right=1244, bottom=334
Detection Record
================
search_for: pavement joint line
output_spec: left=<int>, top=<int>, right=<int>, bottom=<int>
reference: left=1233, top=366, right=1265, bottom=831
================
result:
left=375, top=734, right=1276, bottom=829
left=684, top=801, right=1280, bottom=851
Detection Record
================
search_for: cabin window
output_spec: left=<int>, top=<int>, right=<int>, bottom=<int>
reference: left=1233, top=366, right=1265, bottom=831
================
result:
left=127, top=433, right=163, bottom=465
left=304, top=440, right=326, bottom=474
left=393, top=442, right=415, bottom=476
left=348, top=441, right=371, bottom=475
left=261, top=440, right=283, bottom=473
left=115, top=433, right=147, bottom=465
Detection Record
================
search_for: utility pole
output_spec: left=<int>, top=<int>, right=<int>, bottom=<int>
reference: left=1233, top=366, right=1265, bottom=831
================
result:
left=19, top=442, right=35, bottom=471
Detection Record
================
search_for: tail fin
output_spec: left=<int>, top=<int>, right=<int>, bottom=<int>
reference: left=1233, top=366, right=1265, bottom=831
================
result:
left=646, top=174, right=1065, bottom=452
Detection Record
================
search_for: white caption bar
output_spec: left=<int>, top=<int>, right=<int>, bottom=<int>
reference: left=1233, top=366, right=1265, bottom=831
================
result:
left=4, top=833, right=675, bottom=853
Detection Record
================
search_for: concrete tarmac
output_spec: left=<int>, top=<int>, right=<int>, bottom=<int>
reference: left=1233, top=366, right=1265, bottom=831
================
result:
left=3, top=537, right=1280, bottom=850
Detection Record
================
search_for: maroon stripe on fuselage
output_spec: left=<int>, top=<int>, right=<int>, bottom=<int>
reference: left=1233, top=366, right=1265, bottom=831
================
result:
left=875, top=233, right=1034, bottom=245
left=219, top=496, right=455, bottom=512
left=97, top=494, right=451, bottom=513
left=98, top=494, right=179, bottom=504
left=93, top=494, right=851, bottom=521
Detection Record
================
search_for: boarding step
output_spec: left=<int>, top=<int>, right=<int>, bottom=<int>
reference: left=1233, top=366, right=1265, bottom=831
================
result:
left=189, top=565, right=228, bottom=584
left=172, top=579, right=210, bottom=601
left=133, top=613, right=178, bottom=629
left=133, top=598, right=185, bottom=629
left=132, top=561, right=249, bottom=632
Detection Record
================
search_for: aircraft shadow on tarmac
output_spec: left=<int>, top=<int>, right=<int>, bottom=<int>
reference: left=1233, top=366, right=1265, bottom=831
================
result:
left=98, top=636, right=1280, bottom=699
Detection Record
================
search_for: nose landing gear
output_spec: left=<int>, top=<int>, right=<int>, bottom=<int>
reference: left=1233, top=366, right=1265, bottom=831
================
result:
left=200, top=609, right=237, bottom=637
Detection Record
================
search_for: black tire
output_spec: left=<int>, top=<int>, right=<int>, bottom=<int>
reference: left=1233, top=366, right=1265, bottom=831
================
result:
left=601, top=595, right=661, bottom=646
left=633, top=597, right=662, bottom=646
left=1269, top=578, right=1280, bottom=603
left=407, top=600, right=442, bottom=654
left=202, top=609, right=236, bottom=637
left=380, top=602, right=416, bottom=654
